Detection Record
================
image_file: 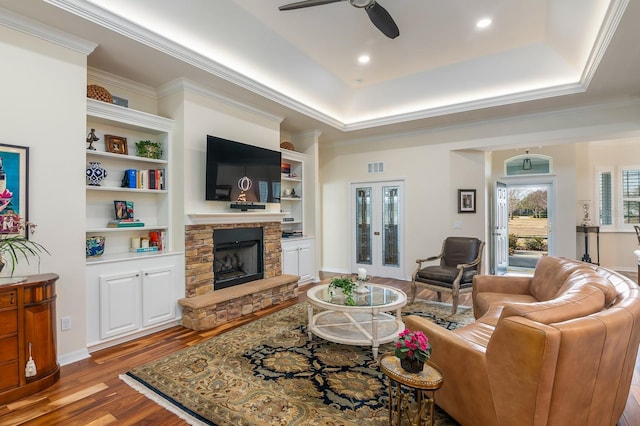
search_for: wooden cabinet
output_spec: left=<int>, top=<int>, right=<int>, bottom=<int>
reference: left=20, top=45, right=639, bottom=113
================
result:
left=282, top=237, right=314, bottom=284
left=0, top=274, right=59, bottom=404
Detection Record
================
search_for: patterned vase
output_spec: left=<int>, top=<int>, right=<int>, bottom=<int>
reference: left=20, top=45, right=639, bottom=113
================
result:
left=400, top=357, right=424, bottom=374
left=86, top=162, right=107, bottom=186
left=86, top=236, right=106, bottom=257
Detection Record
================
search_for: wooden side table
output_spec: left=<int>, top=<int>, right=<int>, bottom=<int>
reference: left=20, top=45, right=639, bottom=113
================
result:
left=379, top=353, right=443, bottom=426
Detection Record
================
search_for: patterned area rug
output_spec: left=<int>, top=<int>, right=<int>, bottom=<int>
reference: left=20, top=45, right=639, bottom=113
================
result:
left=121, top=300, right=472, bottom=425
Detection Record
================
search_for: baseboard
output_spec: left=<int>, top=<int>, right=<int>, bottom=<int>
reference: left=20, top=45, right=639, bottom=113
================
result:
left=58, top=348, right=90, bottom=366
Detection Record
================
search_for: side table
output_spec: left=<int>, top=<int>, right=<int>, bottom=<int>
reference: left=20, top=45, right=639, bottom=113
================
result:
left=379, top=353, right=443, bottom=426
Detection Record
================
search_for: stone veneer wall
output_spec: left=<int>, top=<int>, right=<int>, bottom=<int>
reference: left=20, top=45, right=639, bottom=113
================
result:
left=184, top=221, right=282, bottom=298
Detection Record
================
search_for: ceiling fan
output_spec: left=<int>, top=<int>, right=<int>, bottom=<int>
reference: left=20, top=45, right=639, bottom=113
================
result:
left=279, top=0, right=400, bottom=39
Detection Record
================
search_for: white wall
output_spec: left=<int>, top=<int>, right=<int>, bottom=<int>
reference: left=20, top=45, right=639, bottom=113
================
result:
left=0, top=26, right=88, bottom=361
left=159, top=82, right=283, bottom=216
left=320, top=133, right=487, bottom=280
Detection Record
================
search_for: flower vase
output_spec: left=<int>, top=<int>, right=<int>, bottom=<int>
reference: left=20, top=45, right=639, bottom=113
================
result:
left=86, top=162, right=107, bottom=186
left=400, top=357, right=424, bottom=374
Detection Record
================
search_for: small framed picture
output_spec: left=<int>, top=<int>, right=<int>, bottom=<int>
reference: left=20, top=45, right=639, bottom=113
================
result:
left=105, top=134, right=128, bottom=155
left=114, top=200, right=134, bottom=220
left=458, top=189, right=476, bottom=213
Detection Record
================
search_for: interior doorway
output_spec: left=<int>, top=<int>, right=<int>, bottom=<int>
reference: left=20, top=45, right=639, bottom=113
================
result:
left=350, top=180, right=405, bottom=279
left=493, top=181, right=553, bottom=275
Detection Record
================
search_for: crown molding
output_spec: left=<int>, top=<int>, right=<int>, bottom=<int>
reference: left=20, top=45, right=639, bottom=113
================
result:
left=88, top=67, right=157, bottom=99
left=44, top=0, right=628, bottom=133
left=158, top=78, right=284, bottom=124
left=0, top=6, right=96, bottom=54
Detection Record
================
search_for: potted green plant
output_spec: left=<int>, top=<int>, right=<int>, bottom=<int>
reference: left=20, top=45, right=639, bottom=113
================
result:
left=329, top=276, right=357, bottom=306
left=135, top=140, right=163, bottom=159
left=0, top=218, right=49, bottom=277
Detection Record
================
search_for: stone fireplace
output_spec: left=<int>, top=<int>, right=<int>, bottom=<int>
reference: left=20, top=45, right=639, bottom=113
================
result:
left=181, top=216, right=298, bottom=330
left=185, top=220, right=282, bottom=297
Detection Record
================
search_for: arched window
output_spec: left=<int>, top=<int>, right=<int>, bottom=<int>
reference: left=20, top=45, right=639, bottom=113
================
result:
left=505, top=153, right=552, bottom=176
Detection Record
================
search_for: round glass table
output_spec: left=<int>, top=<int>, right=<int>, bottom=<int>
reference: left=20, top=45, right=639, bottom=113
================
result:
left=306, top=283, right=407, bottom=359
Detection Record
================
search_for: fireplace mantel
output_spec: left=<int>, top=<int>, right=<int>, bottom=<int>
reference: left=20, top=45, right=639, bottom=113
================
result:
left=186, top=212, right=287, bottom=225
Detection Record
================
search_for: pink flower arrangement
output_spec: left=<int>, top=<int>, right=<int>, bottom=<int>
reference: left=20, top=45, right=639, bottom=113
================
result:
left=394, top=329, right=432, bottom=362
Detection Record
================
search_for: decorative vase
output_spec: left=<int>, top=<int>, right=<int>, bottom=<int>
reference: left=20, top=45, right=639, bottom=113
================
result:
left=86, top=236, right=106, bottom=257
left=86, top=162, right=107, bottom=186
left=400, top=357, right=424, bottom=374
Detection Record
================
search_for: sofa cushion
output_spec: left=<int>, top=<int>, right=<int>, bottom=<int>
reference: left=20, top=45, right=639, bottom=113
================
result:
left=529, top=256, right=589, bottom=301
left=556, top=269, right=618, bottom=307
left=499, top=281, right=607, bottom=325
left=474, top=292, right=538, bottom=317
left=416, top=265, right=477, bottom=286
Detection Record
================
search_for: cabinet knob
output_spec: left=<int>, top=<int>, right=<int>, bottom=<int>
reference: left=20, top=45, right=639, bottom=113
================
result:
left=10, top=293, right=15, bottom=304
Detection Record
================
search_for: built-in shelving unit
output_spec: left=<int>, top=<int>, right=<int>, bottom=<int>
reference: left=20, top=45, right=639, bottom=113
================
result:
left=280, top=149, right=305, bottom=238
left=85, top=98, right=184, bottom=351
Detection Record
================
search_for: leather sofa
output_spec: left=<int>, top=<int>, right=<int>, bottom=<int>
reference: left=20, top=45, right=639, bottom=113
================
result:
left=404, top=256, right=640, bottom=426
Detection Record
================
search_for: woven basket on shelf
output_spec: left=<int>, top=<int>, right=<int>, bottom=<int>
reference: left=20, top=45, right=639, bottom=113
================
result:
left=87, top=85, right=113, bottom=103
left=280, top=141, right=295, bottom=151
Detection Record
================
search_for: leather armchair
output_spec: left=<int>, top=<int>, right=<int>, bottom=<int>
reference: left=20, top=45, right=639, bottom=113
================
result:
left=410, top=237, right=484, bottom=313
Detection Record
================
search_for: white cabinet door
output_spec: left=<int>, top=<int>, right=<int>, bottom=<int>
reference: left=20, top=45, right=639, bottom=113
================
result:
left=282, top=238, right=315, bottom=284
left=99, top=271, right=141, bottom=339
left=142, top=265, right=176, bottom=327
left=282, top=243, right=300, bottom=276
left=297, top=242, right=313, bottom=283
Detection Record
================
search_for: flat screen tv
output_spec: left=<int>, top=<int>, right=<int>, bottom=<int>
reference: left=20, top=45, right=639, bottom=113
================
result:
left=205, top=135, right=281, bottom=204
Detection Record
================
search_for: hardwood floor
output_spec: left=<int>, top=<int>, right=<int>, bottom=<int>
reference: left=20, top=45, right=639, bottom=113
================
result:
left=1, top=277, right=638, bottom=425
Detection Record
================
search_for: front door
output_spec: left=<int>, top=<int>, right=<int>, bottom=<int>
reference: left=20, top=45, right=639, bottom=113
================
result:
left=351, top=181, right=404, bottom=279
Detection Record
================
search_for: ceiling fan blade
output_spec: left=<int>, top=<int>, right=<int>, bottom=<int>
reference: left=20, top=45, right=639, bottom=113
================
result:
left=279, top=0, right=344, bottom=11
left=365, top=2, right=399, bottom=39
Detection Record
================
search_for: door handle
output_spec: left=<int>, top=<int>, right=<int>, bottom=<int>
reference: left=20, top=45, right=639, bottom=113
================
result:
left=374, top=231, right=380, bottom=236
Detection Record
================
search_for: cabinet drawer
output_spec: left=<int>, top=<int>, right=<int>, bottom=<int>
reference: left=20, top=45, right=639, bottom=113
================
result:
left=0, top=290, right=17, bottom=308
left=0, top=336, right=18, bottom=363
left=0, top=361, right=19, bottom=391
left=0, top=309, right=17, bottom=336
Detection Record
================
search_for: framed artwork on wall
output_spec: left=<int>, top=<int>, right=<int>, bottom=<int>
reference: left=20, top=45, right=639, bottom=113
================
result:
left=458, top=189, right=476, bottom=213
left=0, top=143, right=29, bottom=237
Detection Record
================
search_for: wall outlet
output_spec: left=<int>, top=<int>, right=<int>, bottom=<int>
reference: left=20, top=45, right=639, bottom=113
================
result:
left=61, top=316, right=71, bottom=331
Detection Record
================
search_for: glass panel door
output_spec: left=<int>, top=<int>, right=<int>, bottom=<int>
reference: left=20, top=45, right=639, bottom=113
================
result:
left=351, top=180, right=404, bottom=279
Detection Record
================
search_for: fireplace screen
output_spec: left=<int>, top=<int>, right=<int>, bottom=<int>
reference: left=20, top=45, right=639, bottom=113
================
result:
left=213, top=227, right=264, bottom=290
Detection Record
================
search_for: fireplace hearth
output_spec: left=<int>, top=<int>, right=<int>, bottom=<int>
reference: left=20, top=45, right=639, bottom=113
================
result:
left=213, top=227, right=264, bottom=290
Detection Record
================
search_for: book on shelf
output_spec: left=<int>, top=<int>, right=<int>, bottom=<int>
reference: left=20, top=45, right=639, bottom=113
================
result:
left=107, top=219, right=145, bottom=228
left=130, top=246, right=158, bottom=253
left=120, top=168, right=166, bottom=190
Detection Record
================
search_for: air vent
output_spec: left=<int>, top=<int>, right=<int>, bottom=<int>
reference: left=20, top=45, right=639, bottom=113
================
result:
left=368, top=162, right=384, bottom=174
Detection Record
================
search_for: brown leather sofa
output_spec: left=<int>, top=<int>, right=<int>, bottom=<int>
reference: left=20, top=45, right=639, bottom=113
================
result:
left=404, top=256, right=640, bottom=426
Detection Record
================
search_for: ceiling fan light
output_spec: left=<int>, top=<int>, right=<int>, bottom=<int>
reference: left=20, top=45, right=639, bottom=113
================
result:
left=476, top=17, right=492, bottom=29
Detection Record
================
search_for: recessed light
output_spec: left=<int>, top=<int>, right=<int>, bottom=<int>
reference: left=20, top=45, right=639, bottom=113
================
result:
left=358, top=54, right=370, bottom=64
left=476, top=17, right=492, bottom=29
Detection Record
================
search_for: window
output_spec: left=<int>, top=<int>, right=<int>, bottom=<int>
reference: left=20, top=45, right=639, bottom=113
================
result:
left=597, top=166, right=640, bottom=228
left=622, top=170, right=640, bottom=223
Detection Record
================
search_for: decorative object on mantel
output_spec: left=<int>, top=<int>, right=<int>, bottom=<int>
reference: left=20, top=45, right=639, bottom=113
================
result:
left=86, top=128, right=99, bottom=150
left=280, top=141, right=295, bottom=151
left=86, top=162, right=107, bottom=186
left=394, top=328, right=432, bottom=374
left=87, top=84, right=113, bottom=103
left=135, top=140, right=163, bottom=159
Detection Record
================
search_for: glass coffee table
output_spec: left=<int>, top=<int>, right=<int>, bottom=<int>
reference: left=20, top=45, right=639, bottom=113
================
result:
left=306, top=283, right=407, bottom=359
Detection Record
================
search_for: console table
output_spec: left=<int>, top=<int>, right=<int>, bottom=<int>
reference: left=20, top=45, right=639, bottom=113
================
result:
left=576, top=225, right=600, bottom=265
left=0, top=273, right=59, bottom=404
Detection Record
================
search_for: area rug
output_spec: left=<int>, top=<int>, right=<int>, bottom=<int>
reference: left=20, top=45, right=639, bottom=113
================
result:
left=121, top=300, right=471, bottom=425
